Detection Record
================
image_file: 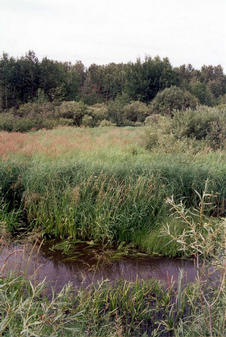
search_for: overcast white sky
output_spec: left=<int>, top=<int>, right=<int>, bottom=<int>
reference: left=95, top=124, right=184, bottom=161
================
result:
left=1, top=0, right=226, bottom=70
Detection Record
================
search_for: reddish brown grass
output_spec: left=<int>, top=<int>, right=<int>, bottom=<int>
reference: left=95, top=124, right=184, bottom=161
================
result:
left=0, top=127, right=143, bottom=160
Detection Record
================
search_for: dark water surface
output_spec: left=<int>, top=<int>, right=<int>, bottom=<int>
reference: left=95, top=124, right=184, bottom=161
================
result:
left=0, top=243, right=198, bottom=293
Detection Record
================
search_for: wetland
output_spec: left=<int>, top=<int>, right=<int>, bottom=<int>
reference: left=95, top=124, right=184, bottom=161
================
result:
left=0, top=126, right=225, bottom=336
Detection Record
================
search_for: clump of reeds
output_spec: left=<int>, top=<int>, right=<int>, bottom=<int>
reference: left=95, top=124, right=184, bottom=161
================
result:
left=163, top=182, right=226, bottom=337
left=0, top=274, right=194, bottom=337
left=0, top=127, right=225, bottom=254
left=0, top=277, right=81, bottom=336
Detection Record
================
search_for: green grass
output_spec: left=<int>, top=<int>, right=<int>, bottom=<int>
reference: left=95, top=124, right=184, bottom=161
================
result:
left=0, top=126, right=225, bottom=337
left=0, top=273, right=224, bottom=337
left=0, top=127, right=225, bottom=254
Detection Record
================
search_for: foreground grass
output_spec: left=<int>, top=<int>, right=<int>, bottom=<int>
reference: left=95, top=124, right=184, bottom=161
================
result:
left=0, top=263, right=225, bottom=337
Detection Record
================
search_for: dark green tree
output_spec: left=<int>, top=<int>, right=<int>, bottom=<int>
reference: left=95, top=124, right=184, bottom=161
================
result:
left=189, top=81, right=214, bottom=106
left=200, top=65, right=226, bottom=98
left=124, top=56, right=179, bottom=103
left=174, top=64, right=200, bottom=90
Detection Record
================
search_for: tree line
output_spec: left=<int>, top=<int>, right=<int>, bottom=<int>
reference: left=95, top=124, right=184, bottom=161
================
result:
left=1, top=51, right=226, bottom=111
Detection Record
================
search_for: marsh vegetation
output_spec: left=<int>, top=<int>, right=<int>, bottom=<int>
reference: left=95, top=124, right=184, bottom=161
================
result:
left=0, top=51, right=225, bottom=336
left=0, top=123, right=225, bottom=336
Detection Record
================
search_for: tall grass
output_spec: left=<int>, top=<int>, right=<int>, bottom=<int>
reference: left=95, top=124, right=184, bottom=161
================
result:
left=0, top=275, right=200, bottom=337
left=164, top=188, right=226, bottom=337
left=0, top=127, right=225, bottom=252
left=0, top=167, right=225, bottom=336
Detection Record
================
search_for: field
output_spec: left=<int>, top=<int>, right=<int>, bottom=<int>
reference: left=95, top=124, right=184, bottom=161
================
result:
left=0, top=126, right=225, bottom=336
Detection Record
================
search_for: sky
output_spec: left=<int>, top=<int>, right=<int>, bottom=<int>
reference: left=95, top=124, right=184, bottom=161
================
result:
left=1, top=0, right=226, bottom=70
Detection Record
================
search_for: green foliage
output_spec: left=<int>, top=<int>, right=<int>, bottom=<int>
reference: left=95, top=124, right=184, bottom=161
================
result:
left=0, top=113, right=37, bottom=132
left=144, top=114, right=161, bottom=126
left=81, top=114, right=94, bottom=127
left=122, top=101, right=149, bottom=124
left=144, top=105, right=226, bottom=152
left=107, top=97, right=126, bottom=126
left=143, top=115, right=208, bottom=155
left=149, top=86, right=198, bottom=115
left=34, top=88, right=49, bottom=104
left=81, top=63, right=126, bottom=104
left=21, top=172, right=167, bottom=242
left=0, top=99, right=148, bottom=130
left=164, top=190, right=225, bottom=337
left=217, top=93, right=226, bottom=104
left=0, top=278, right=81, bottom=336
left=1, top=255, right=224, bottom=337
left=189, top=80, right=215, bottom=106
left=87, top=103, right=108, bottom=125
left=0, top=200, right=22, bottom=235
left=15, top=101, right=57, bottom=117
left=200, top=64, right=226, bottom=98
left=0, top=276, right=179, bottom=337
left=125, top=56, right=179, bottom=102
left=0, top=125, right=224, bottom=336
left=0, top=101, right=64, bottom=131
left=1, top=51, right=226, bottom=113
left=57, top=101, right=87, bottom=126
left=171, top=105, right=226, bottom=149
left=0, top=51, right=40, bottom=109
left=98, top=119, right=115, bottom=127
left=0, top=51, right=86, bottom=110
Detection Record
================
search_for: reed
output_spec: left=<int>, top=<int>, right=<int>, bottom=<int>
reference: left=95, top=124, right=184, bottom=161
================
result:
left=0, top=127, right=225, bottom=253
left=0, top=270, right=224, bottom=336
left=0, top=179, right=225, bottom=336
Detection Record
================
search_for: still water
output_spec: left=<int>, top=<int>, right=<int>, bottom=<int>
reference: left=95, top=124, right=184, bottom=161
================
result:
left=0, top=243, right=197, bottom=293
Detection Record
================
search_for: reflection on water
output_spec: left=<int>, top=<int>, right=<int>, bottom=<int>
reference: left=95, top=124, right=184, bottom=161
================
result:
left=0, top=244, right=198, bottom=293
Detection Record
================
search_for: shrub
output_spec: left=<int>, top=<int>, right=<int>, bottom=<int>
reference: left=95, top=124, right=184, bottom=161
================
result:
left=145, top=105, right=225, bottom=152
left=57, top=118, right=74, bottom=126
left=171, top=106, right=226, bottom=149
left=143, top=116, right=191, bottom=152
left=0, top=104, right=63, bottom=132
left=16, top=102, right=57, bottom=118
left=217, top=94, right=226, bottom=105
left=0, top=114, right=39, bottom=132
left=0, top=101, right=62, bottom=132
left=99, top=119, right=115, bottom=127
left=149, top=86, right=198, bottom=116
left=57, top=101, right=87, bottom=126
left=81, top=114, right=94, bottom=127
left=12, top=117, right=36, bottom=132
left=122, top=101, right=149, bottom=123
left=0, top=113, right=16, bottom=132
left=87, top=103, right=108, bottom=125
left=144, top=114, right=161, bottom=126
left=107, top=96, right=128, bottom=126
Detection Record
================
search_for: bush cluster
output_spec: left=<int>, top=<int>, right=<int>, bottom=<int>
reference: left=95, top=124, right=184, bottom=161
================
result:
left=148, top=86, right=198, bottom=116
left=144, top=105, right=226, bottom=151
left=0, top=100, right=150, bottom=132
left=171, top=106, right=226, bottom=149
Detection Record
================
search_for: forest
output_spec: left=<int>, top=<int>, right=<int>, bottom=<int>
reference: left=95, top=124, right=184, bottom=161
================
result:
left=0, top=51, right=226, bottom=132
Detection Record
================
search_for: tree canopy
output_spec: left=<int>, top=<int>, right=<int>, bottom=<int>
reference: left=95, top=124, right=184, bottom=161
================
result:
left=0, top=51, right=226, bottom=111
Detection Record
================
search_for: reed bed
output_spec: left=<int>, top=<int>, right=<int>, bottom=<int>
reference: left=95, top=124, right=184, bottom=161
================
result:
left=0, top=127, right=225, bottom=254
left=0, top=143, right=225, bottom=337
